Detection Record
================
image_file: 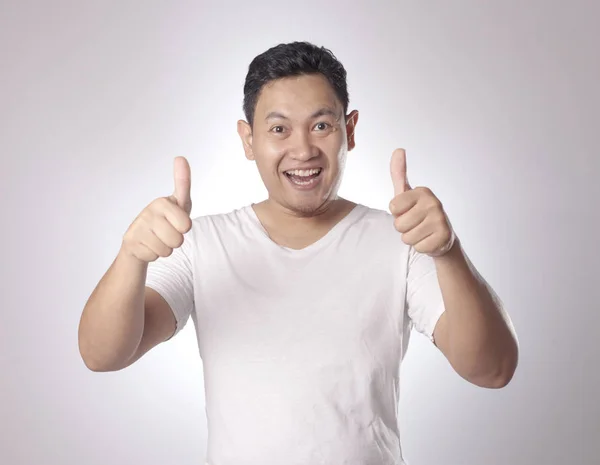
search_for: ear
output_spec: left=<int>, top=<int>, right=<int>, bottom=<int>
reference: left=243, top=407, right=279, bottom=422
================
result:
left=237, top=120, right=254, bottom=160
left=345, top=110, right=359, bottom=151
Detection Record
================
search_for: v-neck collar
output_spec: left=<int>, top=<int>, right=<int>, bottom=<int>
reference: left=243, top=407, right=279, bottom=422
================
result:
left=243, top=203, right=366, bottom=257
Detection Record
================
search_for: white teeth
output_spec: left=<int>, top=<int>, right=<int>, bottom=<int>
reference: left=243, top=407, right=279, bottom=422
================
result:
left=285, top=168, right=322, bottom=177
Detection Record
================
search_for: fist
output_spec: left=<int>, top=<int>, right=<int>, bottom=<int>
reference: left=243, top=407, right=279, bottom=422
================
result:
left=121, top=156, right=193, bottom=263
left=389, top=148, right=455, bottom=257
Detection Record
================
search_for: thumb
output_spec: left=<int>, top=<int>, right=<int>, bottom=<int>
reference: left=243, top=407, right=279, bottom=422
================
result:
left=173, top=156, right=192, bottom=214
left=390, top=148, right=411, bottom=196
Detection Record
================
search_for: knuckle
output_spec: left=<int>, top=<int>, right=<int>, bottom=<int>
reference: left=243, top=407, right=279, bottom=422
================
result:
left=142, top=251, right=157, bottom=262
left=159, top=246, right=173, bottom=258
left=173, top=233, right=185, bottom=248
left=139, top=207, right=155, bottom=224
left=435, top=211, right=448, bottom=225
left=142, top=249, right=156, bottom=261
left=152, top=197, right=171, bottom=212
left=176, top=215, right=192, bottom=234
left=426, top=199, right=442, bottom=213
left=394, top=216, right=404, bottom=232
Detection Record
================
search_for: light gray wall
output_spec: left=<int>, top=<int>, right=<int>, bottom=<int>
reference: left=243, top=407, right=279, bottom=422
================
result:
left=1, top=1, right=598, bottom=464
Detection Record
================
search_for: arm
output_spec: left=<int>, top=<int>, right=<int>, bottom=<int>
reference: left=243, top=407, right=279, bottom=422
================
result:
left=78, top=251, right=176, bottom=372
left=389, top=148, right=518, bottom=388
left=432, top=239, right=519, bottom=388
left=78, top=156, right=194, bottom=372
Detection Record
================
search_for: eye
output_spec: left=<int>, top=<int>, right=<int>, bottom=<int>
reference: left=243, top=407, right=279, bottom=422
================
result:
left=314, top=122, right=331, bottom=131
left=270, top=125, right=285, bottom=134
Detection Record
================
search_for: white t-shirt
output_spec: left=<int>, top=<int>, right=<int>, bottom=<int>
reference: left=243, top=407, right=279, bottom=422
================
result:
left=146, top=203, right=446, bottom=465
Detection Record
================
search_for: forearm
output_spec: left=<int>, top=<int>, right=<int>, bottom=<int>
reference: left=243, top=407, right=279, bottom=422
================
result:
left=78, top=249, right=148, bottom=371
left=434, top=239, right=519, bottom=387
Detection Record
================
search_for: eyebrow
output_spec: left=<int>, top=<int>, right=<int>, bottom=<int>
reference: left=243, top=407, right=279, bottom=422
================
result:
left=265, top=107, right=341, bottom=122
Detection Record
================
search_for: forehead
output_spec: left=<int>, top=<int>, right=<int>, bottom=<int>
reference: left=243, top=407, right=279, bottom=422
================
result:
left=254, top=74, right=342, bottom=118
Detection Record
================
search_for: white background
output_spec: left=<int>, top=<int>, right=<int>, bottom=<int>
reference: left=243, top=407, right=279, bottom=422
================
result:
left=1, top=1, right=598, bottom=464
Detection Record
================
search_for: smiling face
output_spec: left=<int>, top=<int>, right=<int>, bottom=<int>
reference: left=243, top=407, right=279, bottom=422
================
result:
left=238, top=73, right=358, bottom=216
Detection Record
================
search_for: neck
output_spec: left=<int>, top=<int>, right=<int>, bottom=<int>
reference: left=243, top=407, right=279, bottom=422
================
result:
left=251, top=197, right=357, bottom=250
left=267, top=196, right=343, bottom=219
left=254, top=197, right=354, bottom=235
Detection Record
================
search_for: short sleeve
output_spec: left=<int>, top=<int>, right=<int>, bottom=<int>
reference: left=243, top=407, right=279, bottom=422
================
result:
left=405, top=245, right=446, bottom=342
left=145, top=228, right=195, bottom=337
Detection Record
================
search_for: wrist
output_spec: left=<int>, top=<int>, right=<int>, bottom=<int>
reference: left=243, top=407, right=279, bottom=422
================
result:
left=117, top=245, right=149, bottom=272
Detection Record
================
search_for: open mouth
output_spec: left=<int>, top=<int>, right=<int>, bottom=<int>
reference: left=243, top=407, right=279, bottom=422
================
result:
left=284, top=168, right=323, bottom=187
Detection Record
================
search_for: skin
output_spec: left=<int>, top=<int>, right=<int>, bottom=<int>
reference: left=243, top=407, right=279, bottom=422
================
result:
left=237, top=73, right=359, bottom=248
left=390, top=149, right=519, bottom=388
left=80, top=71, right=518, bottom=387
left=237, top=73, right=519, bottom=388
left=78, top=157, right=193, bottom=371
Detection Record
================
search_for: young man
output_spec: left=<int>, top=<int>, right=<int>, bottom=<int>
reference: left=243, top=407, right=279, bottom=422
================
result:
left=79, top=42, right=519, bottom=465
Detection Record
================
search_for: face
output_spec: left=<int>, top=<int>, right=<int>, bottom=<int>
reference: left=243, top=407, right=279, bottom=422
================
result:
left=238, top=73, right=359, bottom=216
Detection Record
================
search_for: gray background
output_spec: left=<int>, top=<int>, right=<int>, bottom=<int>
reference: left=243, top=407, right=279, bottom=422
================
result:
left=1, top=1, right=598, bottom=464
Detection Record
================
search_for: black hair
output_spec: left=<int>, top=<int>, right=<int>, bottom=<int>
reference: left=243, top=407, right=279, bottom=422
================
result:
left=242, top=41, right=349, bottom=127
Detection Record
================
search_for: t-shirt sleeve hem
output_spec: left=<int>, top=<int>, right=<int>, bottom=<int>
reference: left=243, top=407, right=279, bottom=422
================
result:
left=145, top=282, right=189, bottom=338
left=421, top=304, right=446, bottom=343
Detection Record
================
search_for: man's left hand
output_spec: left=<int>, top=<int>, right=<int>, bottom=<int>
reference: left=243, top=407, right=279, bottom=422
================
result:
left=388, top=148, right=456, bottom=257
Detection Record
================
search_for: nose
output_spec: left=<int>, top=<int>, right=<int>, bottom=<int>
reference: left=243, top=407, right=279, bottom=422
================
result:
left=289, top=130, right=319, bottom=161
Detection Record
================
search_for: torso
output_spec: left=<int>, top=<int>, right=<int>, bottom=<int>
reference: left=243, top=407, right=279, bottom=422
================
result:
left=144, top=200, right=447, bottom=464
left=188, top=203, right=412, bottom=464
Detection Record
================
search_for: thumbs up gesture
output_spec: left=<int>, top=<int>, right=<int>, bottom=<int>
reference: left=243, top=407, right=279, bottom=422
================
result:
left=121, top=157, right=193, bottom=263
left=389, top=149, right=455, bottom=257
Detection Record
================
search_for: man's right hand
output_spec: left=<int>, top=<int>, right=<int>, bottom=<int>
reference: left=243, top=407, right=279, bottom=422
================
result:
left=121, top=156, right=193, bottom=263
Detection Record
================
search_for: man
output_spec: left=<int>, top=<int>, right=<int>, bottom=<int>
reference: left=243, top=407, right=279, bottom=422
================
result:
left=78, top=41, right=519, bottom=465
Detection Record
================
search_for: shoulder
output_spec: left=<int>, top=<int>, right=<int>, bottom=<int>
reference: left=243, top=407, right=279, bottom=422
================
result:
left=342, top=202, right=403, bottom=247
left=190, top=205, right=252, bottom=229
left=186, top=205, right=259, bottom=245
left=351, top=203, right=395, bottom=229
